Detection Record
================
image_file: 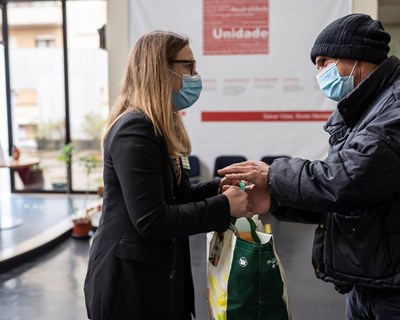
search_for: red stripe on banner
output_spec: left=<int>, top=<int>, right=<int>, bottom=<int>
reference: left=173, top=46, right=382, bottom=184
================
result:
left=201, top=111, right=332, bottom=122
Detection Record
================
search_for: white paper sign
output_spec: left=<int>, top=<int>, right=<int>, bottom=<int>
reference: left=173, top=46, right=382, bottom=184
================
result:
left=129, top=0, right=351, bottom=177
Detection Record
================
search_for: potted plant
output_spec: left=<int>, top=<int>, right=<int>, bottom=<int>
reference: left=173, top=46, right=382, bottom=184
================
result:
left=71, top=155, right=101, bottom=238
left=53, top=142, right=74, bottom=192
left=79, top=155, right=99, bottom=209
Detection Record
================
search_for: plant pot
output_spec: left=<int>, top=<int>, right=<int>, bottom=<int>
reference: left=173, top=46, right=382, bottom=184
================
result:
left=72, top=217, right=92, bottom=239
left=52, top=181, right=67, bottom=191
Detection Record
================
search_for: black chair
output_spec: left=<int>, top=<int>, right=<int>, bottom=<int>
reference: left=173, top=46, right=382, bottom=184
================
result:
left=213, top=155, right=247, bottom=177
left=260, top=155, right=290, bottom=165
left=188, top=155, right=201, bottom=184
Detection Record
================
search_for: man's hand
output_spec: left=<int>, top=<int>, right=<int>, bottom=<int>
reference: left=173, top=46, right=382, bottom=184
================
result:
left=246, top=184, right=271, bottom=214
left=218, top=160, right=270, bottom=189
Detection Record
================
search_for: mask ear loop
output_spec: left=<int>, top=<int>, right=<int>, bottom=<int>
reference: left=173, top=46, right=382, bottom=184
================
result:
left=349, top=61, right=358, bottom=76
left=323, top=58, right=339, bottom=74
left=169, top=69, right=183, bottom=79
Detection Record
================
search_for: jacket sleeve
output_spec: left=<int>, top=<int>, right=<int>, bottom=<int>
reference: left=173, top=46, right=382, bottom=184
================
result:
left=269, top=199, right=321, bottom=224
left=269, top=105, right=400, bottom=214
left=108, top=115, right=230, bottom=240
left=190, top=178, right=221, bottom=202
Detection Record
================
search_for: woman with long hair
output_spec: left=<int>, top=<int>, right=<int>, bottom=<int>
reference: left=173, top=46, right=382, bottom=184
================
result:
left=84, top=30, right=253, bottom=320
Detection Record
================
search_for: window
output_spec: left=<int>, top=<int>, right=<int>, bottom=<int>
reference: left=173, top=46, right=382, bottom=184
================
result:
left=4, top=0, right=108, bottom=193
left=66, top=0, right=108, bottom=192
left=35, top=34, right=56, bottom=47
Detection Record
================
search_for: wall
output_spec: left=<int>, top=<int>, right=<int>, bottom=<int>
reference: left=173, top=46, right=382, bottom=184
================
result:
left=353, top=0, right=377, bottom=18
left=106, top=0, right=130, bottom=106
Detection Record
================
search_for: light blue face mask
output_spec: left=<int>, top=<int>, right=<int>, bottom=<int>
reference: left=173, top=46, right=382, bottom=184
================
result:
left=170, top=71, right=202, bottom=111
left=316, top=59, right=358, bottom=101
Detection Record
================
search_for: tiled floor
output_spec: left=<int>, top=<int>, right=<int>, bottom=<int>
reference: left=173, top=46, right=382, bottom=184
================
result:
left=0, top=195, right=346, bottom=320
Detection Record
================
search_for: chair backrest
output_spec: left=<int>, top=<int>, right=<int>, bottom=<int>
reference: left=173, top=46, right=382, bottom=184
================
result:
left=213, top=155, right=247, bottom=177
left=260, top=155, right=290, bottom=165
left=188, top=155, right=200, bottom=178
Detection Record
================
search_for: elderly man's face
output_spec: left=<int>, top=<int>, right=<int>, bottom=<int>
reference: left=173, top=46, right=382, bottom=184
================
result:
left=315, top=56, right=380, bottom=87
left=315, top=56, right=357, bottom=75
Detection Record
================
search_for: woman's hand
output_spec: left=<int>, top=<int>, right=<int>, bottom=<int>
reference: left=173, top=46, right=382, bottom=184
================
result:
left=222, top=186, right=254, bottom=218
left=218, top=176, right=240, bottom=193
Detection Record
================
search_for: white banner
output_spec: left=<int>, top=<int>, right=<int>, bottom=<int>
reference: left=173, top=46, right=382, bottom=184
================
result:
left=129, top=0, right=351, bottom=179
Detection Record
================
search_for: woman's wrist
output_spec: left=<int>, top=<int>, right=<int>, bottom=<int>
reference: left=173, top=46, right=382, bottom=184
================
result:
left=217, top=178, right=224, bottom=194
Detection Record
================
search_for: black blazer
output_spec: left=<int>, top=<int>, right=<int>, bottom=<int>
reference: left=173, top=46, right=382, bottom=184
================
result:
left=84, top=111, right=230, bottom=320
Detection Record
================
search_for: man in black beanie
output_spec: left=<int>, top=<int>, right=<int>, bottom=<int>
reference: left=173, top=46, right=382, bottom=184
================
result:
left=218, top=13, right=400, bottom=319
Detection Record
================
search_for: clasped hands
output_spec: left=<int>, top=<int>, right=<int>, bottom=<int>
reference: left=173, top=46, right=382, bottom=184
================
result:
left=217, top=160, right=271, bottom=219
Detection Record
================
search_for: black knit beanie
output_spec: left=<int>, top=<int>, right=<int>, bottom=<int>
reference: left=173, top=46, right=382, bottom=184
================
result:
left=310, top=13, right=391, bottom=65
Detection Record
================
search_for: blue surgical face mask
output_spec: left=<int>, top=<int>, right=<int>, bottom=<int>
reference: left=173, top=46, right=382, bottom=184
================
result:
left=316, top=59, right=358, bottom=101
left=170, top=71, right=202, bottom=111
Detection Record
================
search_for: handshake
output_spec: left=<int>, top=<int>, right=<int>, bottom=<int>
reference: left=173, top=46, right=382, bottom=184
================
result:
left=217, top=160, right=271, bottom=218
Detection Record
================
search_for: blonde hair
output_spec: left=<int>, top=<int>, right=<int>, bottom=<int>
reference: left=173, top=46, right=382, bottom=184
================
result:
left=103, top=30, right=192, bottom=156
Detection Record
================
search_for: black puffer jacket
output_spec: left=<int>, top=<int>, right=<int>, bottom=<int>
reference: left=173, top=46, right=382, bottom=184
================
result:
left=269, top=56, right=400, bottom=291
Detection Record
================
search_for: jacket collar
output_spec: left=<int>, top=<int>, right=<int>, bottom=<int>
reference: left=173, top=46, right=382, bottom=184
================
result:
left=337, top=56, right=400, bottom=126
